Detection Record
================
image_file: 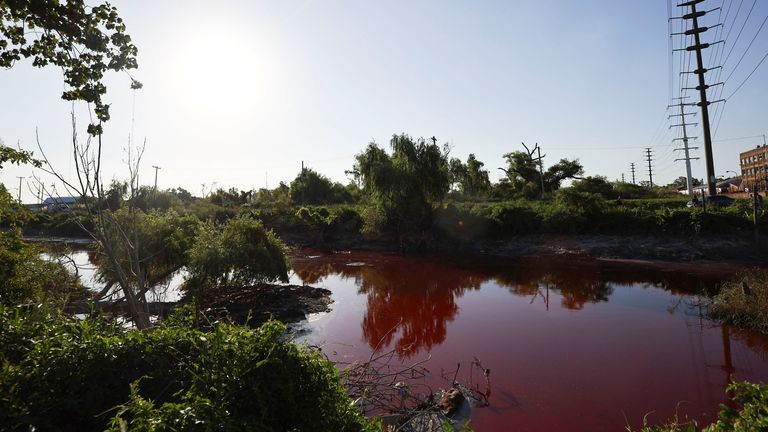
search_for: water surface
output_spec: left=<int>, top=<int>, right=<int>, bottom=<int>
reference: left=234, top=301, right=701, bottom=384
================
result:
left=288, top=250, right=768, bottom=431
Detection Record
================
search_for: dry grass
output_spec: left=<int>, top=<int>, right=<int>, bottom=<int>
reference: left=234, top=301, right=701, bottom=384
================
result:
left=709, top=269, right=768, bottom=334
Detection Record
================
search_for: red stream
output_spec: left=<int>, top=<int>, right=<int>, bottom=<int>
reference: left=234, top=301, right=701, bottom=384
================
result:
left=288, top=250, right=768, bottom=431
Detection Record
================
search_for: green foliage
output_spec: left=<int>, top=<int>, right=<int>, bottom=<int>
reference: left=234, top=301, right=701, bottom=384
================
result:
left=449, top=153, right=491, bottom=198
left=130, top=186, right=185, bottom=211
left=631, top=381, right=768, bottom=431
left=0, top=143, right=40, bottom=169
left=709, top=381, right=768, bottom=431
left=187, top=214, right=289, bottom=288
left=0, top=0, right=139, bottom=134
left=96, top=209, right=202, bottom=289
left=709, top=269, right=768, bottom=334
left=208, top=187, right=251, bottom=208
left=499, top=145, right=583, bottom=197
left=0, top=184, right=80, bottom=305
left=571, top=175, right=616, bottom=198
left=289, top=168, right=353, bottom=205
left=351, top=134, right=450, bottom=237
left=0, top=306, right=373, bottom=431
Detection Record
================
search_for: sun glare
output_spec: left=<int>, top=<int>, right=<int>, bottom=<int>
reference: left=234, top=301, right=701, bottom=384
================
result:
left=169, top=23, right=275, bottom=116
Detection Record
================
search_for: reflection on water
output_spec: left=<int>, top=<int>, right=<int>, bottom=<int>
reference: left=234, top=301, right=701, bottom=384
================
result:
left=290, top=250, right=768, bottom=432
left=42, top=250, right=185, bottom=302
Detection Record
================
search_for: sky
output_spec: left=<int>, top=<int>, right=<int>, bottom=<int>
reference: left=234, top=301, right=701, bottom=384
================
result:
left=1, top=0, right=767, bottom=202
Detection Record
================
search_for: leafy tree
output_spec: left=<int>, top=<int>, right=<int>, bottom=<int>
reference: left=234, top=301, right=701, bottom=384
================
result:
left=289, top=168, right=352, bottom=205
left=103, top=180, right=126, bottom=211
left=350, top=134, right=450, bottom=237
left=1, top=0, right=140, bottom=134
left=208, top=187, right=249, bottom=207
left=0, top=140, right=40, bottom=169
left=129, top=186, right=184, bottom=211
left=499, top=143, right=583, bottom=198
left=449, top=153, right=491, bottom=198
left=168, top=187, right=194, bottom=204
left=0, top=145, right=76, bottom=306
left=187, top=215, right=289, bottom=288
left=94, top=209, right=202, bottom=297
left=669, top=176, right=702, bottom=188
left=570, top=175, right=615, bottom=198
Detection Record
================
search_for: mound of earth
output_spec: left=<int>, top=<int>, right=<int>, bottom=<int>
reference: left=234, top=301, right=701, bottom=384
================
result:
left=198, top=283, right=333, bottom=326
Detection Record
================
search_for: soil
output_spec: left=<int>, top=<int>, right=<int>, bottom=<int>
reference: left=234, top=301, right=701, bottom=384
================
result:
left=197, top=283, right=333, bottom=326
left=64, top=283, right=333, bottom=327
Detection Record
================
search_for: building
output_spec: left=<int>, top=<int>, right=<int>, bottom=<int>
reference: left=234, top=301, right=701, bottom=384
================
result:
left=740, top=144, right=768, bottom=192
left=42, top=196, right=78, bottom=212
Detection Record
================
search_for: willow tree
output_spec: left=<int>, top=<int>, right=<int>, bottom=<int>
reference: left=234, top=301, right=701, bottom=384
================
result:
left=350, top=134, right=450, bottom=242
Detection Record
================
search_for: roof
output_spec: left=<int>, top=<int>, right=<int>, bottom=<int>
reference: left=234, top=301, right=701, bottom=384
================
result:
left=42, top=196, right=78, bottom=205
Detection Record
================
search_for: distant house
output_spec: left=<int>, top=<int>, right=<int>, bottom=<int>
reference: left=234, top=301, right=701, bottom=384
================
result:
left=692, top=177, right=742, bottom=195
left=43, top=196, right=78, bottom=213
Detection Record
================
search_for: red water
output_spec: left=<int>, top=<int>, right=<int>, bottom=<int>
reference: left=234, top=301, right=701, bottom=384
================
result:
left=288, top=250, right=768, bottom=431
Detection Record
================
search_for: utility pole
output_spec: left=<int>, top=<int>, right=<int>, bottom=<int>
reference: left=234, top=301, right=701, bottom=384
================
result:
left=16, top=176, right=24, bottom=202
left=630, top=163, right=637, bottom=184
left=645, top=148, right=654, bottom=188
left=536, top=145, right=545, bottom=195
left=151, top=165, right=161, bottom=190
left=621, top=173, right=626, bottom=183
left=676, top=0, right=725, bottom=196
left=669, top=97, right=700, bottom=196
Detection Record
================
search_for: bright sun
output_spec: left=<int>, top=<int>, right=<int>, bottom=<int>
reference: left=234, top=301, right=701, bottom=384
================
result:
left=168, top=21, right=277, bottom=116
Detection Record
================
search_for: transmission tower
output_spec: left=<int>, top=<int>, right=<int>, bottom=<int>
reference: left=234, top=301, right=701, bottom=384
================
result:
left=621, top=173, right=626, bottom=183
left=674, top=0, right=725, bottom=196
left=645, top=148, right=654, bottom=188
left=630, top=163, right=637, bottom=184
left=669, top=97, right=700, bottom=196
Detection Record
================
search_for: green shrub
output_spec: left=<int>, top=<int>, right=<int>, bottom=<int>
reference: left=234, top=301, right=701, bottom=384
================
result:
left=187, top=214, right=289, bottom=288
left=632, top=381, right=768, bottom=431
left=0, top=306, right=374, bottom=431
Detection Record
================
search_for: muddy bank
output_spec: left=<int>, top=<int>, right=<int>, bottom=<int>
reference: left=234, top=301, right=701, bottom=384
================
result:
left=287, top=232, right=768, bottom=265
left=64, top=283, right=333, bottom=327
left=197, top=283, right=333, bottom=325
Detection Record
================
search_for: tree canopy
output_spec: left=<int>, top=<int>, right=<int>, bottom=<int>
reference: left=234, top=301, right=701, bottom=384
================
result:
left=1, top=0, right=140, bottom=134
left=499, top=143, right=583, bottom=198
left=351, top=134, right=450, bottom=237
left=449, top=153, right=491, bottom=198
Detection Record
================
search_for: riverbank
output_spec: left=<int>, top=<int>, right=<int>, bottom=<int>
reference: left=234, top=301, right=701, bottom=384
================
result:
left=283, top=232, right=768, bottom=266
left=63, top=283, right=334, bottom=327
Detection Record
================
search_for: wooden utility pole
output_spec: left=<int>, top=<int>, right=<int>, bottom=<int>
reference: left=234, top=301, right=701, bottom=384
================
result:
left=645, top=148, right=654, bottom=188
left=676, top=0, right=724, bottom=196
left=16, top=176, right=24, bottom=202
left=537, top=146, right=545, bottom=195
left=151, top=165, right=161, bottom=190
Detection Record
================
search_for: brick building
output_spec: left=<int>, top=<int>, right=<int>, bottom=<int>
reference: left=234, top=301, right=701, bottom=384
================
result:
left=740, top=144, right=768, bottom=192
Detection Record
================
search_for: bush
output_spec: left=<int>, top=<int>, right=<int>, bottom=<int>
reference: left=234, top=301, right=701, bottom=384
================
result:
left=187, top=214, right=289, bottom=288
left=0, top=306, right=373, bottom=431
left=633, top=381, right=768, bottom=431
left=709, top=269, right=768, bottom=334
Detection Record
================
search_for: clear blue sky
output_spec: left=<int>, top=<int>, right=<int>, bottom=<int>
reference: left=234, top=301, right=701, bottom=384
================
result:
left=1, top=0, right=766, bottom=201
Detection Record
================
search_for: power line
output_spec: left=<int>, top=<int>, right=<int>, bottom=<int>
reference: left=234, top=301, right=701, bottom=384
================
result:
left=725, top=49, right=768, bottom=99
left=723, top=14, right=768, bottom=83
left=721, top=0, right=758, bottom=68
